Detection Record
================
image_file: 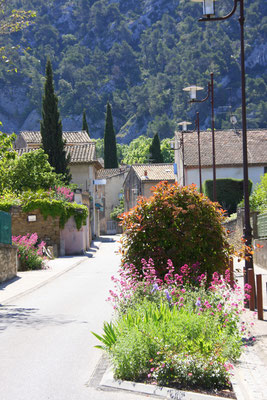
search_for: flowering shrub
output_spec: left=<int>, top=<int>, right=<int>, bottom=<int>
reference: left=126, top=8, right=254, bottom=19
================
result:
left=49, top=186, right=74, bottom=202
left=119, top=182, right=230, bottom=282
left=94, top=258, right=251, bottom=392
left=12, top=233, right=47, bottom=270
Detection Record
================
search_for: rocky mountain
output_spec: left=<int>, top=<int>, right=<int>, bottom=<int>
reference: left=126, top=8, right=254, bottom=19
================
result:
left=0, top=0, right=266, bottom=143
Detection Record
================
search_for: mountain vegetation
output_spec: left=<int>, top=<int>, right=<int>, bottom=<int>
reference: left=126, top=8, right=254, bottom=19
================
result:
left=0, top=0, right=266, bottom=142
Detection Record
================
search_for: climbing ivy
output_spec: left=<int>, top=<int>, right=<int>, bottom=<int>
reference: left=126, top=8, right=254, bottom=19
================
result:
left=0, top=197, right=88, bottom=230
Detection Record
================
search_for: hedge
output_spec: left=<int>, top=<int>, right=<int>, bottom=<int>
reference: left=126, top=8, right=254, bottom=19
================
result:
left=203, top=178, right=253, bottom=214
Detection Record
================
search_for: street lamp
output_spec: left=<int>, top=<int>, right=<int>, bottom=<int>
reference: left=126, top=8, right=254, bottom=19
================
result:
left=192, top=0, right=253, bottom=283
left=192, top=0, right=215, bottom=17
left=183, top=73, right=216, bottom=201
left=183, top=85, right=203, bottom=100
left=196, top=112, right=202, bottom=193
left=177, top=116, right=202, bottom=192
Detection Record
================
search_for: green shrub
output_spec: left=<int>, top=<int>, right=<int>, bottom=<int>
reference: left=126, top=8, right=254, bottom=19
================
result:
left=119, top=182, right=229, bottom=282
left=110, top=194, right=124, bottom=222
left=250, top=173, right=267, bottom=213
left=99, top=296, right=242, bottom=389
left=203, top=178, right=253, bottom=215
left=12, top=233, right=46, bottom=271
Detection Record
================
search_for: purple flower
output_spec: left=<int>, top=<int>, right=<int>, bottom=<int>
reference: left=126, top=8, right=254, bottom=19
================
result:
left=195, top=298, right=201, bottom=307
left=164, top=289, right=171, bottom=302
left=151, top=283, right=159, bottom=293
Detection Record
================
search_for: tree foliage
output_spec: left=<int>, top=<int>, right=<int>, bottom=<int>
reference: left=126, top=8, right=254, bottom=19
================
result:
left=40, top=59, right=71, bottom=183
left=0, top=0, right=266, bottom=139
left=0, top=129, right=17, bottom=192
left=2, top=149, right=63, bottom=193
left=149, top=133, right=163, bottom=163
left=0, top=0, right=36, bottom=70
left=82, top=109, right=89, bottom=135
left=104, top=101, right=118, bottom=169
left=250, top=173, right=267, bottom=213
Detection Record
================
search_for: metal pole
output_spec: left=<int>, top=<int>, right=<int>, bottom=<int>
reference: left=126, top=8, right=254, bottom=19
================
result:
left=239, top=0, right=253, bottom=283
left=196, top=112, right=202, bottom=192
left=256, top=274, right=263, bottom=320
left=210, top=73, right=216, bottom=201
left=182, top=131, right=185, bottom=186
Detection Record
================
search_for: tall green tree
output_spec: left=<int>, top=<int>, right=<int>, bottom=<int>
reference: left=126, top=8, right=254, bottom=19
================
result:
left=149, top=133, right=163, bottom=163
left=40, top=59, right=71, bottom=183
left=82, top=109, right=89, bottom=135
left=104, top=101, right=118, bottom=169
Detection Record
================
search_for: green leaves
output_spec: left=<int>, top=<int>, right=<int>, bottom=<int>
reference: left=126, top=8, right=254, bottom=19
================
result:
left=120, top=182, right=229, bottom=282
left=92, top=322, right=117, bottom=351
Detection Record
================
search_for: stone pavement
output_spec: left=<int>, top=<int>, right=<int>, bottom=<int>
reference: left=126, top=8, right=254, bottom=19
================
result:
left=231, top=259, right=267, bottom=400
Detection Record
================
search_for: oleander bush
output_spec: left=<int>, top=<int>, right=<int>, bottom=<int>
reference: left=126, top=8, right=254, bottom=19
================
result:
left=119, top=182, right=230, bottom=283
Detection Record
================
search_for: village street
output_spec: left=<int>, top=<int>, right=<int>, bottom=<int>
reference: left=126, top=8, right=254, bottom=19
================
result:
left=0, top=237, right=156, bottom=400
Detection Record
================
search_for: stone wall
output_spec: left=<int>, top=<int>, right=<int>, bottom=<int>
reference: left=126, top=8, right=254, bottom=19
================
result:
left=11, top=206, right=61, bottom=250
left=0, top=243, right=17, bottom=283
left=254, top=239, right=267, bottom=270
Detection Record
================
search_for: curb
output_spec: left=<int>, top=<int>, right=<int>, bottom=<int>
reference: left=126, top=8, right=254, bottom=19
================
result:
left=99, top=367, right=235, bottom=400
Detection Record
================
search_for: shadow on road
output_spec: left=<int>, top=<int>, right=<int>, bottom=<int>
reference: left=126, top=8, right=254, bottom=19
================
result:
left=0, top=276, right=21, bottom=291
left=0, top=305, right=78, bottom=332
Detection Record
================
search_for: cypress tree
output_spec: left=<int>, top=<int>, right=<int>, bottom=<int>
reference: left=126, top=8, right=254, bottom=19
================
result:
left=40, top=59, right=71, bottom=183
left=82, top=109, right=89, bottom=135
left=104, top=101, right=118, bottom=169
left=149, top=133, right=163, bottom=163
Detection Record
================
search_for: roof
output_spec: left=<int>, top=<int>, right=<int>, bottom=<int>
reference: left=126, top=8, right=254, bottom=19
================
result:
left=97, top=166, right=129, bottom=179
left=16, top=143, right=100, bottom=166
left=65, top=143, right=97, bottom=164
left=175, top=129, right=267, bottom=168
left=131, top=163, right=176, bottom=181
left=19, top=130, right=91, bottom=144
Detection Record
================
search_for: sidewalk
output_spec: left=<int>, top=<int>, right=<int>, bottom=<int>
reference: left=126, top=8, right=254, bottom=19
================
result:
left=231, top=259, right=267, bottom=400
left=0, top=239, right=102, bottom=305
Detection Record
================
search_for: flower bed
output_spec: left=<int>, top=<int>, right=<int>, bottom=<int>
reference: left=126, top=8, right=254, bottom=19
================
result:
left=93, top=259, right=251, bottom=394
left=12, top=233, right=47, bottom=270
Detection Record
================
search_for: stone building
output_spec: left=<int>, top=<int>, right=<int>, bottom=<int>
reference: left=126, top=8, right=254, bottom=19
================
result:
left=123, top=164, right=176, bottom=212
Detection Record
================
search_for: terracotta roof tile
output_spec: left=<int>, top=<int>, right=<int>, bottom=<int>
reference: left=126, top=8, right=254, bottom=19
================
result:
left=65, top=143, right=96, bottom=163
left=175, top=129, right=267, bottom=167
left=16, top=142, right=97, bottom=164
left=20, top=130, right=91, bottom=144
left=132, top=163, right=176, bottom=181
left=97, top=166, right=129, bottom=179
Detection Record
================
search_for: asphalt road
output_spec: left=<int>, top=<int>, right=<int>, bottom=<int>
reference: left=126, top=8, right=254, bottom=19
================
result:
left=0, top=237, right=156, bottom=400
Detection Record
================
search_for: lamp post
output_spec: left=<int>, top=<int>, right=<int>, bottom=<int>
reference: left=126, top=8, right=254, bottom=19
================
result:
left=196, top=112, right=203, bottom=193
left=183, top=73, right=216, bottom=201
left=192, top=0, right=253, bottom=282
left=177, top=121, right=192, bottom=186
left=178, top=116, right=202, bottom=192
